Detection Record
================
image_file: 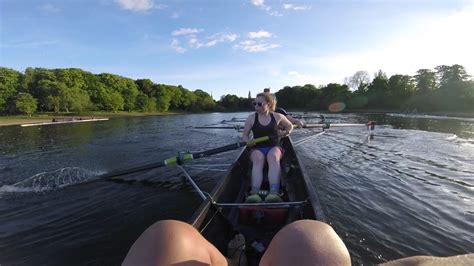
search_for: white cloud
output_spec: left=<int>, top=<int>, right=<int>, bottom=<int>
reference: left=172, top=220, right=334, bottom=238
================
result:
left=306, top=3, right=474, bottom=83
left=251, top=0, right=265, bottom=7
left=235, top=40, right=280, bottom=53
left=188, top=38, right=199, bottom=47
left=172, top=28, right=204, bottom=36
left=288, top=71, right=315, bottom=85
left=283, top=4, right=311, bottom=11
left=269, top=11, right=283, bottom=17
left=170, top=39, right=186, bottom=53
left=248, top=30, right=272, bottom=39
left=115, top=0, right=166, bottom=12
left=196, top=33, right=238, bottom=48
left=38, top=4, right=61, bottom=12
left=172, top=31, right=237, bottom=52
left=207, top=33, right=238, bottom=43
left=250, top=0, right=282, bottom=16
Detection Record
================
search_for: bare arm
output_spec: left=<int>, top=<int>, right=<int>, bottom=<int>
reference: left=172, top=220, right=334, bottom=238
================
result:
left=275, top=113, right=293, bottom=137
left=286, top=115, right=305, bottom=128
left=241, top=113, right=254, bottom=142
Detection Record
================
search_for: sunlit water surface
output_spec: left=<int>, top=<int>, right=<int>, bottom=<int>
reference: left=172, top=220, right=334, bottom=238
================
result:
left=0, top=112, right=473, bottom=265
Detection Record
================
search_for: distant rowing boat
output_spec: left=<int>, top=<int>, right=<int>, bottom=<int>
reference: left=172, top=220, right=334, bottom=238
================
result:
left=20, top=117, right=109, bottom=127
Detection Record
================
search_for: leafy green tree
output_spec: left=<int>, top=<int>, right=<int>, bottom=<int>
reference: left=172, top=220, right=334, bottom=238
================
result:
left=193, top=89, right=215, bottom=111
left=136, top=79, right=155, bottom=96
left=154, top=84, right=173, bottom=112
left=178, top=88, right=197, bottom=110
left=319, top=83, right=351, bottom=110
left=23, top=68, right=56, bottom=111
left=167, top=85, right=184, bottom=110
left=366, top=70, right=389, bottom=108
left=16, top=93, right=38, bottom=116
left=136, top=93, right=157, bottom=112
left=107, top=91, right=124, bottom=112
left=46, top=95, right=61, bottom=113
left=60, top=86, right=91, bottom=113
left=414, top=69, right=436, bottom=93
left=388, top=75, right=415, bottom=109
left=219, top=94, right=240, bottom=111
left=0, top=67, right=22, bottom=113
left=436, top=64, right=470, bottom=88
left=36, top=80, right=62, bottom=111
left=121, top=80, right=139, bottom=111
left=98, top=73, right=139, bottom=111
left=54, top=68, right=87, bottom=90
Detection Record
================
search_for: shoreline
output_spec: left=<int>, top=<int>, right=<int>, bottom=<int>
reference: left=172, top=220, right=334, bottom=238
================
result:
left=2, top=110, right=473, bottom=127
left=0, top=111, right=180, bottom=127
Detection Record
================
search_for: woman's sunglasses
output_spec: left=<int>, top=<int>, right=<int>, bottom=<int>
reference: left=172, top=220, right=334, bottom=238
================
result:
left=252, top=101, right=265, bottom=107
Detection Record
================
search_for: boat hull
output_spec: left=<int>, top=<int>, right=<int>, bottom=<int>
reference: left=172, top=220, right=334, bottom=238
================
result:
left=189, top=136, right=325, bottom=265
left=20, top=118, right=109, bottom=127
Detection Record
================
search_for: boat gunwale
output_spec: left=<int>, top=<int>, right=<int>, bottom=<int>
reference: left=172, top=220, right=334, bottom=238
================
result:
left=189, top=136, right=326, bottom=227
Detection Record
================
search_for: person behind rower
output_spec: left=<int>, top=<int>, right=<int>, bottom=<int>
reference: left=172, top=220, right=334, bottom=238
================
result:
left=263, top=88, right=305, bottom=128
left=241, top=92, right=293, bottom=203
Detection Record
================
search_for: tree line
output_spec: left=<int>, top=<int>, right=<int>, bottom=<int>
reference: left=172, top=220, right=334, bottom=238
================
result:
left=1, top=64, right=472, bottom=116
left=275, top=64, right=473, bottom=113
left=217, top=64, right=473, bottom=113
left=0, top=67, right=215, bottom=116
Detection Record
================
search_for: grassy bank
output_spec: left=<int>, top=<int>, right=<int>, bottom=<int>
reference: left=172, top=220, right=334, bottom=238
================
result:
left=0, top=111, right=180, bottom=127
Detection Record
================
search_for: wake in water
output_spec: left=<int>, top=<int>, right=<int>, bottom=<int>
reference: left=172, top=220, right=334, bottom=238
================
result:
left=0, top=167, right=103, bottom=193
left=387, top=113, right=474, bottom=122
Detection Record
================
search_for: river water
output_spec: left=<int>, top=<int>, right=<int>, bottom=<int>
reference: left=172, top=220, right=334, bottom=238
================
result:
left=0, top=112, right=473, bottom=265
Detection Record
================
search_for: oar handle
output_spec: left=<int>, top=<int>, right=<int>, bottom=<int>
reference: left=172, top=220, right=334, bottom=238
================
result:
left=246, top=136, right=270, bottom=146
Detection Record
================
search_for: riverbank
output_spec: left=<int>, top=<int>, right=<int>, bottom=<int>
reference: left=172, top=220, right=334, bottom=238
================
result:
left=0, top=111, right=179, bottom=127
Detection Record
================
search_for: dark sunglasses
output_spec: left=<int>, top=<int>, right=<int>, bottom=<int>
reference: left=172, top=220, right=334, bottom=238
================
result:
left=252, top=101, right=264, bottom=107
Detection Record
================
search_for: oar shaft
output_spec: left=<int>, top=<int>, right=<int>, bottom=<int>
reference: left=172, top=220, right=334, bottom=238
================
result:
left=303, top=123, right=367, bottom=128
left=192, top=142, right=246, bottom=158
left=101, top=136, right=272, bottom=180
left=190, top=136, right=270, bottom=159
left=100, top=161, right=166, bottom=179
left=178, top=165, right=207, bottom=201
left=301, top=122, right=376, bottom=129
left=193, top=126, right=238, bottom=129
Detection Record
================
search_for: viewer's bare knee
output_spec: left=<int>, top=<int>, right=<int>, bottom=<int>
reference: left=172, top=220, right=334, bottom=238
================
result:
left=261, top=220, right=351, bottom=266
left=123, top=220, right=226, bottom=266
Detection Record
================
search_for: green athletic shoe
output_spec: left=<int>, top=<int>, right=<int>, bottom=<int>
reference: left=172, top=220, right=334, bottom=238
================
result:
left=264, top=193, right=283, bottom=203
left=258, top=190, right=269, bottom=198
left=245, top=194, right=263, bottom=203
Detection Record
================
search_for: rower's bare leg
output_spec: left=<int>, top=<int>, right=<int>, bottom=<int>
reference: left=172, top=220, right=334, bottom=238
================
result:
left=261, top=219, right=351, bottom=266
left=250, top=150, right=265, bottom=192
left=122, top=220, right=228, bottom=266
left=267, top=147, right=283, bottom=191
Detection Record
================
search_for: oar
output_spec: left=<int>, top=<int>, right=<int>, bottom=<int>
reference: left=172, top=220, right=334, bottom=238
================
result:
left=100, top=136, right=271, bottom=180
left=300, top=121, right=376, bottom=130
left=177, top=165, right=207, bottom=200
left=189, top=125, right=243, bottom=130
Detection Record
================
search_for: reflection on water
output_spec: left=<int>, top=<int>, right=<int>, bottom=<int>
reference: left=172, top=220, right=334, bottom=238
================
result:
left=0, top=112, right=473, bottom=265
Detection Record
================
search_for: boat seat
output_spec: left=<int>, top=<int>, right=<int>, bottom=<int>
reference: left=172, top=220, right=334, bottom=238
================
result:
left=238, top=205, right=288, bottom=227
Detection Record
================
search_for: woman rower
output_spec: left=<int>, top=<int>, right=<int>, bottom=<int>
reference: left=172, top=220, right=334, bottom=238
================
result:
left=241, top=92, right=293, bottom=203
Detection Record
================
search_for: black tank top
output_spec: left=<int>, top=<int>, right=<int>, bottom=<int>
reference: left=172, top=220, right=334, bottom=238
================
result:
left=251, top=112, right=279, bottom=147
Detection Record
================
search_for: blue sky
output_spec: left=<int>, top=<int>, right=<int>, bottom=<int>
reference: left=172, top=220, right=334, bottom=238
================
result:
left=1, top=0, right=473, bottom=99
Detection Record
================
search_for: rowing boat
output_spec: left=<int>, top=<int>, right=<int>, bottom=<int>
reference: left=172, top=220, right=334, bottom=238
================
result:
left=20, top=117, right=109, bottom=127
left=188, top=136, right=326, bottom=265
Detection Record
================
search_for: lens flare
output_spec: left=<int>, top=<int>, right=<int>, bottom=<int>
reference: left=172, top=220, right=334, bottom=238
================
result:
left=328, top=102, right=346, bottom=112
